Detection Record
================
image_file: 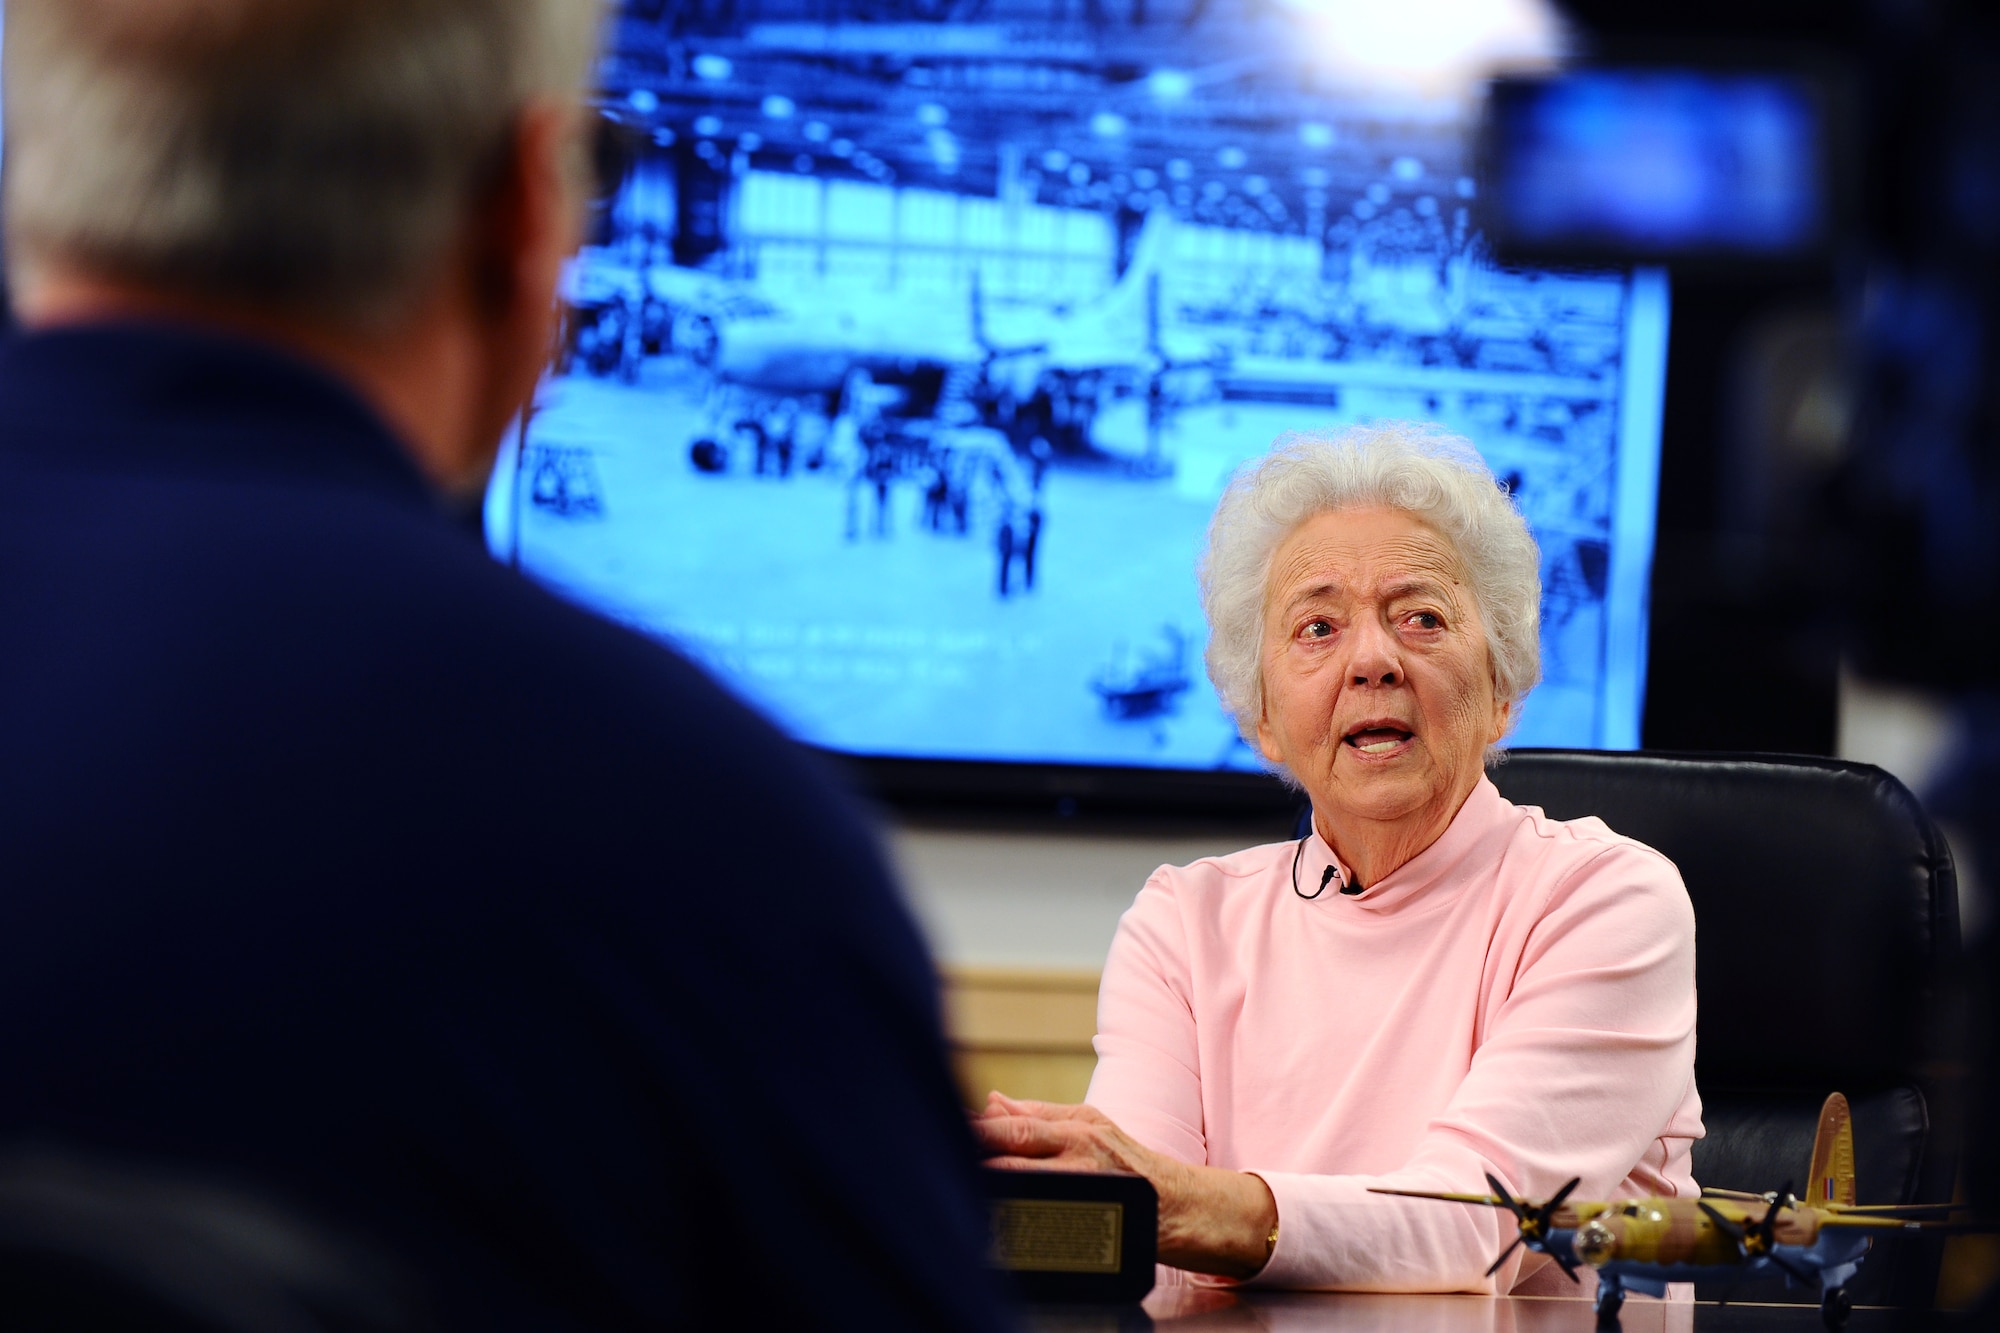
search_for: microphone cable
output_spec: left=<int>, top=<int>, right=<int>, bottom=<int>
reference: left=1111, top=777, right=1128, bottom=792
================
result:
left=1290, top=834, right=1353, bottom=900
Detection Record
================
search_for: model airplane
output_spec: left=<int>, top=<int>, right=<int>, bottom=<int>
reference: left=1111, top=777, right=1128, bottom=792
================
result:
left=1372, top=1093, right=1980, bottom=1329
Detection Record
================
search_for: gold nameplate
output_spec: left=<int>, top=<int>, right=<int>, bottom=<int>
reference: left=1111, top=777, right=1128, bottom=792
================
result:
left=990, top=1198, right=1124, bottom=1274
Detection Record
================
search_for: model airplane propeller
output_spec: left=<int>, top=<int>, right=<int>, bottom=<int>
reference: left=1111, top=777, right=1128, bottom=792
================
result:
left=1483, top=1171, right=1582, bottom=1281
left=1694, top=1181, right=1818, bottom=1285
left=1372, top=1093, right=1990, bottom=1329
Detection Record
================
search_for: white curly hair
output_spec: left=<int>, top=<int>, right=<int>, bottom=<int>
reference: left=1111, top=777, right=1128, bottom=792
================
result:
left=1199, top=422, right=1543, bottom=763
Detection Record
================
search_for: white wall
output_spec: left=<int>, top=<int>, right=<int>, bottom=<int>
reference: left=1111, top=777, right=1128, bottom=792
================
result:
left=887, top=820, right=1283, bottom=971
left=1837, top=668, right=1984, bottom=939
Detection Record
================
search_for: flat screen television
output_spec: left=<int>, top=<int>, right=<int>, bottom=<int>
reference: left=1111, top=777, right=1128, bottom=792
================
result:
left=485, top=2, right=1670, bottom=813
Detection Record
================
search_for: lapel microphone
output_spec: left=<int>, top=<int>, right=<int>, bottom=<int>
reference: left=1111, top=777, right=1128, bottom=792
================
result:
left=1291, top=838, right=1364, bottom=900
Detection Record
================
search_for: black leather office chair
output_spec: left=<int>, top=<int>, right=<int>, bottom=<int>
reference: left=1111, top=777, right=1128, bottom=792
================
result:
left=1488, top=749, right=1962, bottom=1307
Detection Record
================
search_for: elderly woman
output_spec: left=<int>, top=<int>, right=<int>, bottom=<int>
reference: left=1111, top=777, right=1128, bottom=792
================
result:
left=973, top=423, right=1702, bottom=1293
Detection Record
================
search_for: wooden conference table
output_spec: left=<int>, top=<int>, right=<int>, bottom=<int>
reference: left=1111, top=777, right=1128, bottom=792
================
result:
left=1026, top=1289, right=1956, bottom=1331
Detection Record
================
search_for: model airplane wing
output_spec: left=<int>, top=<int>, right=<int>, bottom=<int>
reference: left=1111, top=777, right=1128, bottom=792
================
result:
left=1817, top=1215, right=2000, bottom=1232
left=1368, top=1187, right=1512, bottom=1207
left=1703, top=1188, right=1972, bottom=1220
left=1370, top=1177, right=1583, bottom=1222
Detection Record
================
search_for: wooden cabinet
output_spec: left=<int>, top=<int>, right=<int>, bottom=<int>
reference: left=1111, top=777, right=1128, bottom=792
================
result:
left=942, top=966, right=1100, bottom=1107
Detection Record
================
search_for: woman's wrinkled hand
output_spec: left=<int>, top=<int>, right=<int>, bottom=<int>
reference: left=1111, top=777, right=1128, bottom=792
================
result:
left=972, top=1091, right=1163, bottom=1176
left=970, top=1091, right=1278, bottom=1280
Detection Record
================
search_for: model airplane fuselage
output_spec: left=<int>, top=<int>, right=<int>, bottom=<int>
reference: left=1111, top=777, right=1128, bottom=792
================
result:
left=1489, top=1188, right=1878, bottom=1324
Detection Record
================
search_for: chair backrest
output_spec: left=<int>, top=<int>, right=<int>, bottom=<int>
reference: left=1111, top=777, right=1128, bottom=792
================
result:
left=1487, top=749, right=1961, bottom=1307
left=0, top=1148, right=432, bottom=1333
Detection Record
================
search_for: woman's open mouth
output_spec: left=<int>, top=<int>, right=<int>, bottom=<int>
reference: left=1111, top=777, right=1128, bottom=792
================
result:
left=1343, top=725, right=1414, bottom=755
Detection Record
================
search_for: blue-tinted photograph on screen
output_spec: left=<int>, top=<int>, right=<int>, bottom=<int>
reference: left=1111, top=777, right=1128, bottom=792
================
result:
left=487, top=0, right=1669, bottom=774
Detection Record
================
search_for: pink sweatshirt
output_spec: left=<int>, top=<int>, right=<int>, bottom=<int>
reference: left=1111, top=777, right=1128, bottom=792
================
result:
left=1085, top=775, right=1703, bottom=1293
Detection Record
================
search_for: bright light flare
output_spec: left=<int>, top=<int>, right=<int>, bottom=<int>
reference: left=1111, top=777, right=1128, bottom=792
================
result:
left=691, top=53, right=733, bottom=82
left=1273, top=0, right=1563, bottom=96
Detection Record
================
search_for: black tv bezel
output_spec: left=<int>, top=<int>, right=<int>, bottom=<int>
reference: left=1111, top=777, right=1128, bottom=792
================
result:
left=830, top=751, right=1304, bottom=823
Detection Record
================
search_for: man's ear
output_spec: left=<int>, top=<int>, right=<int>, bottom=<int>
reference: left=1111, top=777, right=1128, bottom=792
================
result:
left=468, top=100, right=585, bottom=323
left=451, top=98, right=587, bottom=487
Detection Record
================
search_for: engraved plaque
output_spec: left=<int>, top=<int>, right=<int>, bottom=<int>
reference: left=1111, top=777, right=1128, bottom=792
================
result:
left=982, top=1168, right=1156, bottom=1302
left=990, top=1198, right=1124, bottom=1274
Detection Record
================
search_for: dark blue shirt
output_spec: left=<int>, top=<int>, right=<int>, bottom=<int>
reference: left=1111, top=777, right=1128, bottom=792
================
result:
left=0, top=323, right=1012, bottom=1331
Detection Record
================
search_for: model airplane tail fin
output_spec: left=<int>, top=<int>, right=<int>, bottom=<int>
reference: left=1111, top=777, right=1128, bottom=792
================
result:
left=1805, top=1092, right=1857, bottom=1208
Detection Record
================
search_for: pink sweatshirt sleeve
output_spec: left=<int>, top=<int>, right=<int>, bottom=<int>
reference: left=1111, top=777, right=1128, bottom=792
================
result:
left=1089, top=843, right=1699, bottom=1294
left=1087, top=869, right=1210, bottom=1167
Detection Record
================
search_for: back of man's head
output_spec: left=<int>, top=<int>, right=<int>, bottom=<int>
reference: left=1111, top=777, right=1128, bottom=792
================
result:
left=3, top=0, right=601, bottom=330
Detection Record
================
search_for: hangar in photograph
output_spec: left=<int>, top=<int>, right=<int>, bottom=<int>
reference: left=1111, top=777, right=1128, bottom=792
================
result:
left=489, top=0, right=1668, bottom=771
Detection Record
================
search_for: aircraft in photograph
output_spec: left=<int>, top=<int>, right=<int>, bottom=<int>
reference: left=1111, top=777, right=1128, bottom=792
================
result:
left=557, top=257, right=763, bottom=380
left=563, top=254, right=970, bottom=395
left=973, top=214, right=1230, bottom=467
left=561, top=212, right=1227, bottom=468
left=972, top=213, right=1219, bottom=376
left=1373, top=1093, right=1984, bottom=1330
left=699, top=281, right=986, bottom=402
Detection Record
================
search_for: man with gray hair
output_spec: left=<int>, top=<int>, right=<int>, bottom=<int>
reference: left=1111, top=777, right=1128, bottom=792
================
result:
left=0, top=2, right=1012, bottom=1328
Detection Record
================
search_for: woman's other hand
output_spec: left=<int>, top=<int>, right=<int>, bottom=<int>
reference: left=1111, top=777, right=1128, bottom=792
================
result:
left=973, top=1091, right=1154, bottom=1175
left=971, top=1091, right=1278, bottom=1280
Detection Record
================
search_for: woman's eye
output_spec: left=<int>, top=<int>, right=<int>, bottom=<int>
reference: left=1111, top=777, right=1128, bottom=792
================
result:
left=1302, top=619, right=1334, bottom=639
left=1408, top=611, right=1442, bottom=631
